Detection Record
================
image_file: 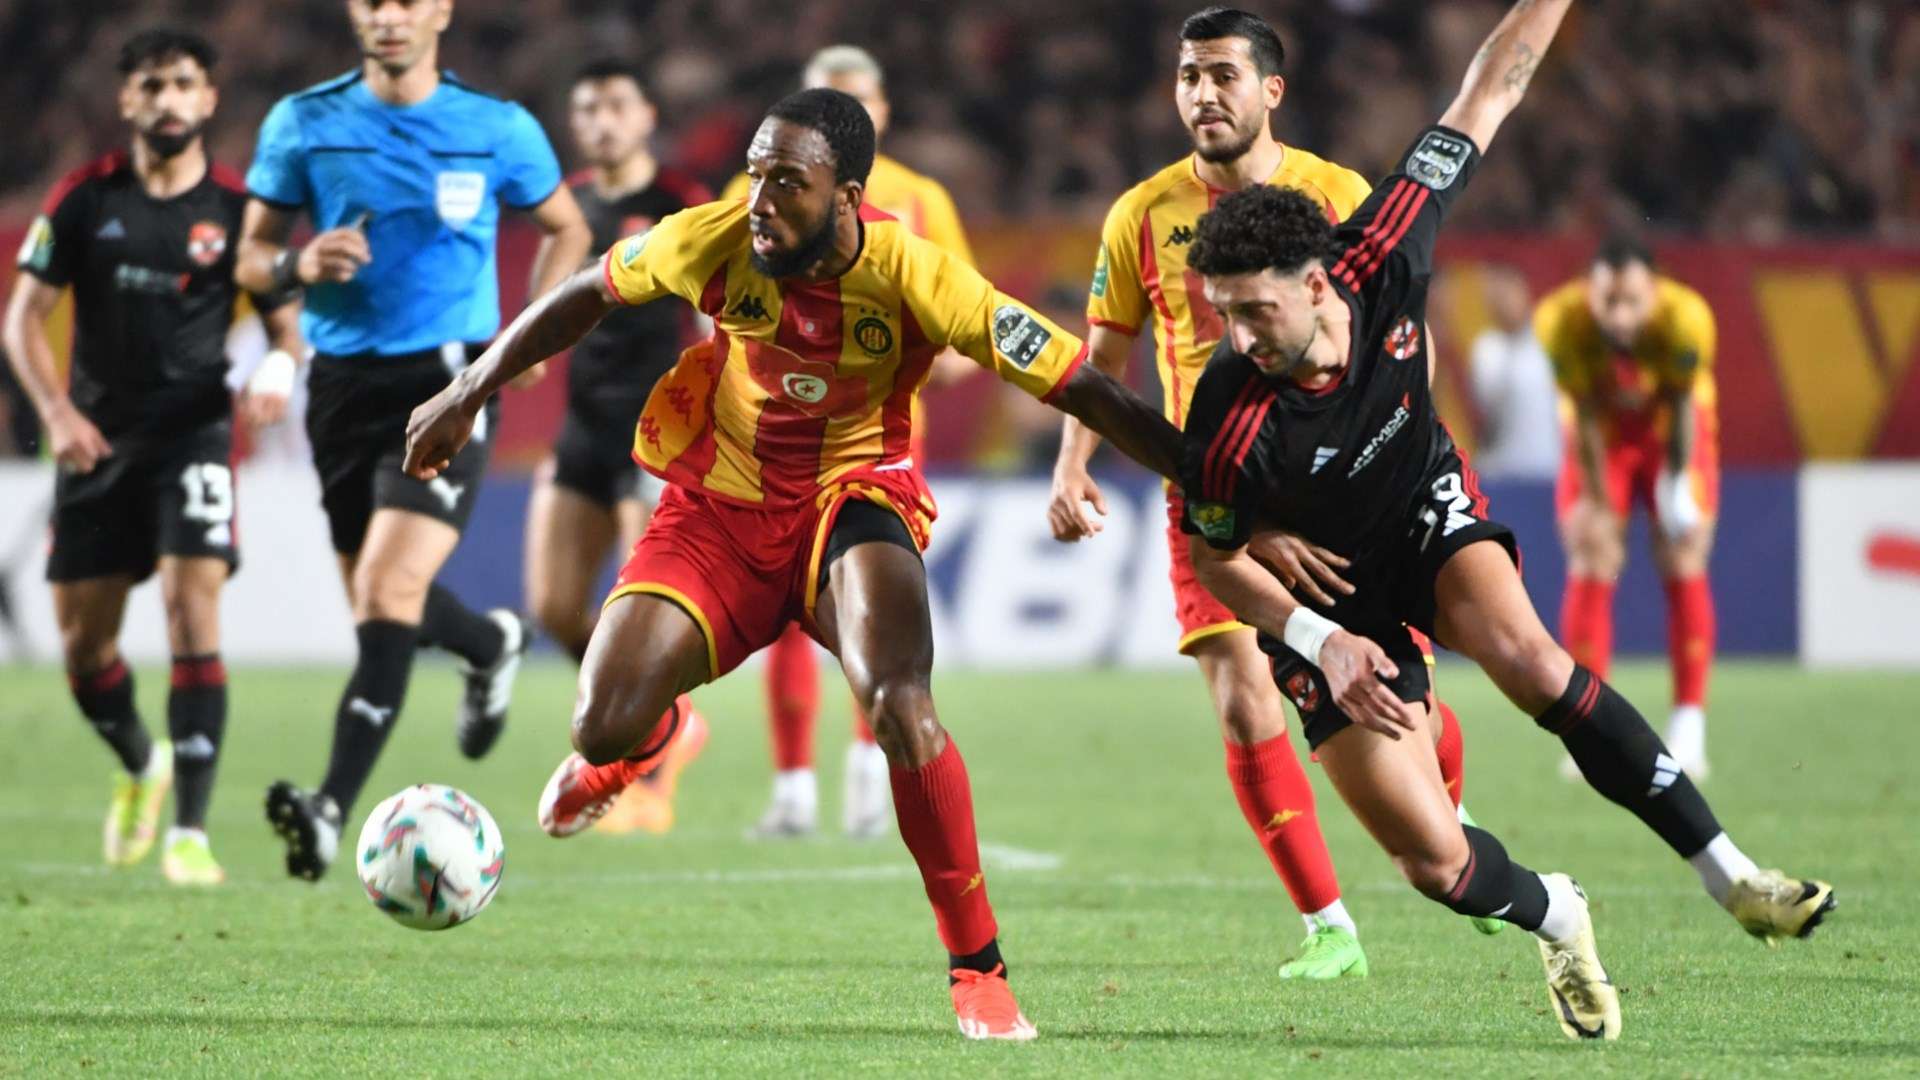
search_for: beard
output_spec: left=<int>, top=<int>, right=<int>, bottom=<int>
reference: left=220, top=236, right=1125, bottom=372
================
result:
left=749, top=209, right=839, bottom=278
left=1192, top=114, right=1261, bottom=165
left=138, top=120, right=204, bottom=160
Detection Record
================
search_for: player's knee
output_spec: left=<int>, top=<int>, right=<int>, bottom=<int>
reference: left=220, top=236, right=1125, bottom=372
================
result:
left=161, top=592, right=219, bottom=655
left=1393, top=834, right=1471, bottom=900
left=529, top=590, right=588, bottom=654
left=1486, top=636, right=1573, bottom=715
left=59, top=628, right=116, bottom=678
left=569, top=698, right=631, bottom=767
left=865, top=676, right=940, bottom=763
left=351, top=562, right=433, bottom=623
left=1215, top=680, right=1286, bottom=744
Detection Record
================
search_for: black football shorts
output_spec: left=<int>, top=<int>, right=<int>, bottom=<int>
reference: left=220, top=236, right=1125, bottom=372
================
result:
left=305, top=348, right=495, bottom=555
left=47, top=420, right=239, bottom=582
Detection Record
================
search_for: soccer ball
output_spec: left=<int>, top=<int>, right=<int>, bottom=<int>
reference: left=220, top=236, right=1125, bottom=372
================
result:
left=355, top=784, right=505, bottom=931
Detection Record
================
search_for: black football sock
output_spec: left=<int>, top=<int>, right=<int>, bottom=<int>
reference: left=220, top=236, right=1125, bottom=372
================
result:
left=1438, top=826, right=1550, bottom=931
left=417, top=583, right=506, bottom=669
left=168, top=654, right=228, bottom=829
left=70, top=658, right=152, bottom=775
left=1537, top=664, right=1722, bottom=858
left=948, top=938, right=1007, bottom=984
left=318, top=620, right=420, bottom=815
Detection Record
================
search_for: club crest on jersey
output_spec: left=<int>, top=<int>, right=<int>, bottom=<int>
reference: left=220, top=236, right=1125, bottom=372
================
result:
left=854, top=316, right=894, bottom=356
left=1406, top=129, right=1471, bottom=190
left=1284, top=670, right=1321, bottom=714
left=1386, top=316, right=1421, bottom=360
left=435, top=171, right=487, bottom=230
left=186, top=221, right=227, bottom=267
left=1188, top=500, right=1236, bottom=541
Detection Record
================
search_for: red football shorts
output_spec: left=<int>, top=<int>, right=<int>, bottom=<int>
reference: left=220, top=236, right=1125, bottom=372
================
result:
left=1555, top=402, right=1720, bottom=524
left=605, top=470, right=933, bottom=679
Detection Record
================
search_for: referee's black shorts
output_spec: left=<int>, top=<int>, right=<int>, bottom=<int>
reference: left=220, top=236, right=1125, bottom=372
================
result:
left=305, top=344, right=497, bottom=556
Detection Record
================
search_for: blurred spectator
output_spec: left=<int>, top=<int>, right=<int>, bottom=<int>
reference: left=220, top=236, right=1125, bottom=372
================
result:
left=0, top=0, right=1913, bottom=237
left=1467, top=265, right=1561, bottom=481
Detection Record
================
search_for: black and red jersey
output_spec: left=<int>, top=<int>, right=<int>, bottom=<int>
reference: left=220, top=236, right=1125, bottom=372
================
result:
left=1180, top=126, right=1484, bottom=566
left=567, top=165, right=711, bottom=428
left=16, top=152, right=272, bottom=447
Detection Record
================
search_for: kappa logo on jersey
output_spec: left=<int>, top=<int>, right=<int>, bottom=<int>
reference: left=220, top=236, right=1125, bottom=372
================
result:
left=435, top=171, right=487, bottom=230
left=1311, top=446, right=1338, bottom=474
left=729, top=294, right=770, bottom=321
left=1284, top=670, right=1321, bottom=714
left=1348, top=393, right=1412, bottom=478
left=619, top=230, right=650, bottom=267
left=853, top=316, right=894, bottom=356
left=1406, top=128, right=1472, bottom=190
left=1090, top=242, right=1111, bottom=298
left=17, top=215, right=54, bottom=271
left=1386, top=316, right=1421, bottom=360
left=992, top=305, right=1052, bottom=370
left=186, top=221, right=227, bottom=267
left=1162, top=225, right=1194, bottom=247
left=1188, top=500, right=1236, bottom=541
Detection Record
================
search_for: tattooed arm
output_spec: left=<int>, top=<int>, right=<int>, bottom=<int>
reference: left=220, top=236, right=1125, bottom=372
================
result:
left=1438, top=0, right=1574, bottom=150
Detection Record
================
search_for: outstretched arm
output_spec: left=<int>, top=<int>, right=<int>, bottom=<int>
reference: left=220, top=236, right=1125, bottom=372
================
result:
left=404, top=266, right=615, bottom=478
left=1437, top=0, right=1575, bottom=150
left=1047, top=362, right=1182, bottom=483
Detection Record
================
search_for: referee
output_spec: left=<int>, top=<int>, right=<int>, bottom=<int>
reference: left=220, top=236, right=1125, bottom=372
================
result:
left=234, top=0, right=591, bottom=880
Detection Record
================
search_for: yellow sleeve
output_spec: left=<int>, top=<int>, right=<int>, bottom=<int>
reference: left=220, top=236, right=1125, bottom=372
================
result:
left=1533, top=288, right=1591, bottom=399
left=602, top=201, right=743, bottom=308
left=1664, top=288, right=1716, bottom=390
left=1085, top=192, right=1148, bottom=335
left=901, top=233, right=1087, bottom=401
left=914, top=178, right=975, bottom=267
left=1319, top=164, right=1374, bottom=223
left=718, top=171, right=750, bottom=203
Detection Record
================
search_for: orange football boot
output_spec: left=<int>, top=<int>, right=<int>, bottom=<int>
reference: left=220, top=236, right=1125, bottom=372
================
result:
left=950, top=964, right=1037, bottom=1041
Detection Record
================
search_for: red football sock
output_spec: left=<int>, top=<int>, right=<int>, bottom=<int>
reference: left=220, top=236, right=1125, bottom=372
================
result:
left=1561, top=576, right=1616, bottom=680
left=1664, top=575, right=1715, bottom=707
left=891, top=738, right=997, bottom=955
left=1434, top=699, right=1465, bottom=808
left=1225, top=735, right=1342, bottom=915
left=764, top=624, right=818, bottom=770
left=850, top=702, right=876, bottom=745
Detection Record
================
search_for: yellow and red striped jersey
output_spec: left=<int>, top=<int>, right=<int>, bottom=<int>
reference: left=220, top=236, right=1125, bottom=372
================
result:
left=1088, top=147, right=1370, bottom=425
left=722, top=153, right=973, bottom=266
left=603, top=199, right=1086, bottom=507
left=1535, top=275, right=1718, bottom=439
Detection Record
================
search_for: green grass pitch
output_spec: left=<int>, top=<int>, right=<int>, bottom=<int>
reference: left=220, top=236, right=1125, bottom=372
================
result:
left=1, top=658, right=1914, bottom=1076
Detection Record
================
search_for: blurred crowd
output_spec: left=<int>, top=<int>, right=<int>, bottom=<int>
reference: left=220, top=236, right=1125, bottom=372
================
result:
left=2, top=0, right=1917, bottom=239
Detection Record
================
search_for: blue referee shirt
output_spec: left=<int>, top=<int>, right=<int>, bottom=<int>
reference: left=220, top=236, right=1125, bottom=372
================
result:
left=245, top=71, right=562, bottom=357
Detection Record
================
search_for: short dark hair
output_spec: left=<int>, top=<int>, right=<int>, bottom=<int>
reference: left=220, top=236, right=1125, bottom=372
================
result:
left=1594, top=233, right=1655, bottom=272
left=765, top=88, right=875, bottom=187
left=117, top=27, right=218, bottom=77
left=573, top=58, right=650, bottom=100
left=1189, top=186, right=1333, bottom=278
left=1179, top=7, right=1285, bottom=77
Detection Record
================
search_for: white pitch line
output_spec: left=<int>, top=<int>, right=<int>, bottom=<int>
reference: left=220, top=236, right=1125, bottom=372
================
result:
left=978, top=842, right=1065, bottom=871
